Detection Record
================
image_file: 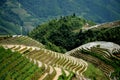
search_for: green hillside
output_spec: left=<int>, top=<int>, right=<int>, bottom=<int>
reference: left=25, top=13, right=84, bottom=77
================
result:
left=0, top=37, right=108, bottom=80
left=0, top=0, right=120, bottom=35
left=28, top=15, right=95, bottom=52
left=19, top=0, right=120, bottom=23
left=0, top=46, right=76, bottom=80
left=0, top=0, right=40, bottom=35
left=29, top=15, right=120, bottom=53
left=0, top=1, right=120, bottom=79
left=0, top=47, right=43, bottom=80
left=75, top=25, right=120, bottom=48
left=66, top=44, right=120, bottom=80
left=0, top=36, right=79, bottom=80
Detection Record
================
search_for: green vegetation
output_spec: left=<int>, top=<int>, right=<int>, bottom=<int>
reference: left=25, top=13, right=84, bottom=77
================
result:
left=0, top=46, right=43, bottom=80
left=2, top=44, right=87, bottom=79
left=29, top=14, right=120, bottom=53
left=0, top=0, right=40, bottom=35
left=0, top=44, right=77, bottom=80
left=19, top=0, right=120, bottom=23
left=29, top=15, right=95, bottom=52
left=80, top=47, right=120, bottom=80
left=0, top=0, right=22, bottom=34
left=76, top=26, right=120, bottom=47
left=1, top=0, right=120, bottom=35
left=83, top=62, right=108, bottom=80
left=58, top=70, right=74, bottom=80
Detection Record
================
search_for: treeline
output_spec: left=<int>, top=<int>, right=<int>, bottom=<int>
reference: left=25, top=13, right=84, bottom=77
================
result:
left=75, top=26, right=120, bottom=47
left=29, top=15, right=120, bottom=53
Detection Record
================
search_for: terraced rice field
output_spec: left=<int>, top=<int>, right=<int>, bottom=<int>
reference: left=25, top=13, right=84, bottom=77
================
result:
left=0, top=46, right=76, bottom=80
left=67, top=50, right=114, bottom=76
left=2, top=36, right=117, bottom=80
left=0, top=36, right=44, bottom=48
left=0, top=47, right=43, bottom=80
left=66, top=42, right=120, bottom=79
left=0, top=36, right=89, bottom=80
left=3, top=44, right=88, bottom=77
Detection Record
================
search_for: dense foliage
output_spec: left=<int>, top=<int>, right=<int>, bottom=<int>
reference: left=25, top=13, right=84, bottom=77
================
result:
left=29, top=15, right=120, bottom=53
left=29, top=15, right=95, bottom=52
left=76, top=26, right=120, bottom=47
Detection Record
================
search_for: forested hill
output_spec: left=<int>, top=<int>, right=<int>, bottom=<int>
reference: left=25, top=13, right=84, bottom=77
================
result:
left=29, top=15, right=120, bottom=53
left=29, top=15, right=95, bottom=52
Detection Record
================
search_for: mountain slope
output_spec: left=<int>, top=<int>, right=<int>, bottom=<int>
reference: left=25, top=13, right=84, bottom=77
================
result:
left=0, top=0, right=40, bottom=35
left=0, top=0, right=120, bottom=35
left=28, top=15, right=95, bottom=52
left=19, top=0, right=120, bottom=23
left=0, top=46, right=43, bottom=80
left=29, top=15, right=120, bottom=53
left=66, top=41, right=120, bottom=79
left=0, top=36, right=44, bottom=48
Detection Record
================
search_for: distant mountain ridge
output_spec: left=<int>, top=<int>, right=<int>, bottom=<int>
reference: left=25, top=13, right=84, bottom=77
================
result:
left=19, top=0, right=120, bottom=23
left=0, top=0, right=120, bottom=34
left=0, top=0, right=40, bottom=35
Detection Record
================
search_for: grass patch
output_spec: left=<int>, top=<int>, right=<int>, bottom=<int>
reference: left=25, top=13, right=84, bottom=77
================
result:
left=83, top=62, right=108, bottom=80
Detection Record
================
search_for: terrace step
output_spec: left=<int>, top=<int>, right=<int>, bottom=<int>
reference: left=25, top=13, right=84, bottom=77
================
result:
left=2, top=44, right=88, bottom=77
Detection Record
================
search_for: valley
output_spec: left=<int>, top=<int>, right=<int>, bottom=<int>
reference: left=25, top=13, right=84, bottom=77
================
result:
left=0, top=0, right=120, bottom=80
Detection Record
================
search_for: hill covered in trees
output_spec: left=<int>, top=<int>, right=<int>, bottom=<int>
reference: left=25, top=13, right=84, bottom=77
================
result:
left=29, top=15, right=120, bottom=53
left=28, top=15, right=95, bottom=52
